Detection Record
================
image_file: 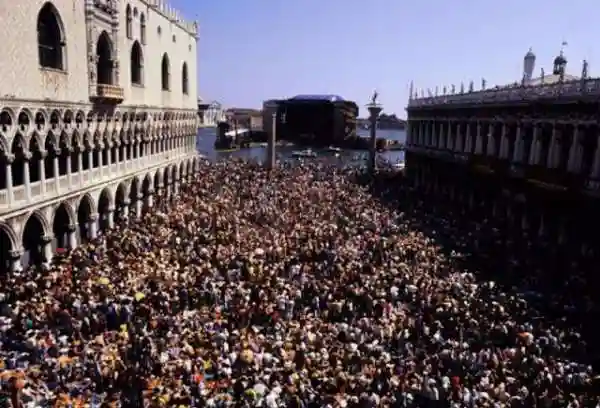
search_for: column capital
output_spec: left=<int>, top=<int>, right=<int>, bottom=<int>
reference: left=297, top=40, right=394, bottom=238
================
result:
left=41, top=235, right=53, bottom=244
left=39, top=149, right=48, bottom=159
left=9, top=249, right=23, bottom=259
left=89, top=212, right=99, bottom=221
left=136, top=193, right=144, bottom=200
left=3, top=153, right=15, bottom=164
left=67, top=223, right=78, bottom=232
left=22, top=151, right=32, bottom=161
left=107, top=206, right=115, bottom=212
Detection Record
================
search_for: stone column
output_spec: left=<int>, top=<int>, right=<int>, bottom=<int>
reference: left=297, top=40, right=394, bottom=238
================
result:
left=9, top=249, right=23, bottom=272
left=446, top=122, right=454, bottom=151
left=367, top=103, right=382, bottom=174
left=67, top=224, right=78, bottom=250
left=145, top=189, right=154, bottom=210
left=529, top=125, right=540, bottom=165
left=65, top=147, right=72, bottom=185
left=173, top=178, right=180, bottom=197
left=120, top=201, right=130, bottom=220
left=53, top=151, right=60, bottom=192
left=546, top=124, right=558, bottom=168
left=486, top=126, right=495, bottom=156
left=87, top=148, right=93, bottom=174
left=41, top=235, right=53, bottom=265
left=474, top=123, right=483, bottom=154
left=499, top=123, right=508, bottom=158
left=23, top=151, right=31, bottom=202
left=454, top=123, right=463, bottom=152
left=88, top=213, right=98, bottom=239
left=106, top=208, right=115, bottom=228
left=135, top=193, right=143, bottom=219
left=589, top=135, right=600, bottom=179
left=39, top=150, right=47, bottom=194
left=512, top=125, right=523, bottom=162
left=567, top=124, right=581, bottom=173
left=5, top=154, right=14, bottom=204
left=267, top=111, right=277, bottom=169
left=77, top=149, right=83, bottom=187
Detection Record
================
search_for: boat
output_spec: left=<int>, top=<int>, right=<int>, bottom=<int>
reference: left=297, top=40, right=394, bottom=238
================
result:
left=224, top=128, right=250, bottom=137
left=326, top=146, right=342, bottom=153
left=292, top=148, right=317, bottom=158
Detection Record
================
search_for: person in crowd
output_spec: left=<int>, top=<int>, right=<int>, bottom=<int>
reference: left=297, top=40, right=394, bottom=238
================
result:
left=0, top=158, right=598, bottom=407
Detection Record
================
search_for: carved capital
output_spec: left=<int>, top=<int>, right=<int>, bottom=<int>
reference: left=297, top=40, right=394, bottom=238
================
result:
left=22, top=151, right=32, bottom=161
left=88, top=213, right=99, bottom=222
left=9, top=249, right=23, bottom=259
left=136, top=193, right=144, bottom=200
left=122, top=199, right=131, bottom=206
left=107, top=206, right=115, bottom=213
left=41, top=235, right=53, bottom=244
left=67, top=223, right=78, bottom=232
left=4, top=153, right=15, bottom=164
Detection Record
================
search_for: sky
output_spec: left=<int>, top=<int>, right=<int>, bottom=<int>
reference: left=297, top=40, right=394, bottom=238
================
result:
left=170, top=0, right=598, bottom=118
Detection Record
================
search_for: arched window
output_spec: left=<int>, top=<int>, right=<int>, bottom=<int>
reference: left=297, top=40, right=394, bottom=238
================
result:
left=125, top=4, right=132, bottom=39
left=140, top=13, right=146, bottom=44
left=130, top=41, right=143, bottom=85
left=161, top=53, right=170, bottom=91
left=96, top=32, right=113, bottom=85
left=181, top=62, right=189, bottom=95
left=37, top=2, right=65, bottom=70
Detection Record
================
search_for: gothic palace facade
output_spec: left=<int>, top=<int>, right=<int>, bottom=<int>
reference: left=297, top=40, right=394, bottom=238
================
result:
left=405, top=51, right=600, bottom=264
left=0, top=0, right=201, bottom=271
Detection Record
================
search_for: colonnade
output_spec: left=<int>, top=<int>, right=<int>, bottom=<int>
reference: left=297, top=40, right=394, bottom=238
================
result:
left=1, top=155, right=203, bottom=272
left=407, top=118, right=600, bottom=182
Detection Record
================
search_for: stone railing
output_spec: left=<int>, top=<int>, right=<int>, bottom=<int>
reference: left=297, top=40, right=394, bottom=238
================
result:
left=408, top=78, right=600, bottom=107
left=0, top=146, right=192, bottom=213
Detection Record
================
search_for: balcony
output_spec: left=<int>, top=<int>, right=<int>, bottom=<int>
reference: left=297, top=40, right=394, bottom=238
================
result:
left=92, top=84, right=124, bottom=104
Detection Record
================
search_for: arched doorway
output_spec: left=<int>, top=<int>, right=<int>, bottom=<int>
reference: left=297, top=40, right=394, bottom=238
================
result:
left=142, top=174, right=152, bottom=211
left=53, top=202, right=72, bottom=250
left=96, top=31, right=113, bottom=85
left=22, top=213, right=47, bottom=266
left=0, top=225, right=14, bottom=274
left=98, top=188, right=112, bottom=231
left=115, top=182, right=127, bottom=221
left=129, top=178, right=139, bottom=217
left=77, top=194, right=94, bottom=242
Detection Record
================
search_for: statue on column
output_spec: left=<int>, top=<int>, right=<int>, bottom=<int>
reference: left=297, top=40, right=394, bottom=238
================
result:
left=582, top=60, right=588, bottom=80
left=481, top=78, right=487, bottom=90
left=468, top=81, right=474, bottom=92
left=443, top=86, right=447, bottom=95
left=460, top=82, right=465, bottom=94
left=451, top=84, right=456, bottom=94
left=370, top=89, right=378, bottom=105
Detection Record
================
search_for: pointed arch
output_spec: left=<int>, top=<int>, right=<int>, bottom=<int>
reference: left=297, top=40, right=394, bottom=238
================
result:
left=125, top=4, right=132, bottom=39
left=181, top=62, right=189, bottom=95
left=96, top=31, right=114, bottom=85
left=37, top=2, right=66, bottom=70
left=131, top=41, right=143, bottom=85
left=161, top=53, right=170, bottom=91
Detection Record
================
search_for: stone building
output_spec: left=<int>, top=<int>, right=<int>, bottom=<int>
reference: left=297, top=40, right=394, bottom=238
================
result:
left=0, top=0, right=201, bottom=271
left=198, top=99, right=225, bottom=126
left=405, top=48, right=600, bottom=275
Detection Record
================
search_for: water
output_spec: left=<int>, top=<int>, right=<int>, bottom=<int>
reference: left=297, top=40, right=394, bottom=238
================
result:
left=196, top=128, right=406, bottom=163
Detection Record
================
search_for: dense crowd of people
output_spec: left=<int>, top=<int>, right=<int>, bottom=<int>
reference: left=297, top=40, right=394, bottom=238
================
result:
left=0, top=158, right=599, bottom=407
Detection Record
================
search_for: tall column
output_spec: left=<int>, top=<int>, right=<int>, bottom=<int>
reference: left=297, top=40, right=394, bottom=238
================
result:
left=77, top=149, right=83, bottom=187
left=106, top=207, right=115, bottom=228
left=427, top=122, right=433, bottom=147
left=145, top=189, right=154, bottom=209
left=65, top=147, right=73, bottom=187
left=120, top=201, right=130, bottom=220
left=135, top=194, right=143, bottom=219
left=23, top=151, right=31, bottom=202
left=39, top=150, right=47, bottom=194
left=454, top=123, right=463, bottom=152
left=567, top=124, right=581, bottom=173
left=267, top=112, right=276, bottom=169
left=87, top=148, right=93, bottom=173
left=173, top=178, right=180, bottom=196
left=67, top=224, right=78, bottom=250
left=88, top=213, right=98, bottom=239
left=53, top=150, right=60, bottom=192
left=464, top=123, right=472, bottom=154
left=367, top=104, right=382, bottom=174
left=5, top=154, right=14, bottom=205
left=41, top=235, right=53, bottom=265
left=438, top=123, right=445, bottom=149
left=446, top=122, right=454, bottom=151
left=512, top=125, right=523, bottom=163
left=589, top=135, right=600, bottom=179
left=529, top=125, right=540, bottom=165
left=486, top=126, right=495, bottom=156
left=105, top=143, right=112, bottom=172
left=474, top=123, right=483, bottom=154
left=546, top=124, right=558, bottom=168
left=9, top=249, right=23, bottom=272
left=499, top=123, right=508, bottom=158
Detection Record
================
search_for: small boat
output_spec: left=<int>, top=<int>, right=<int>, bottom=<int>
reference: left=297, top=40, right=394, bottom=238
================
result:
left=292, top=148, right=317, bottom=158
left=326, top=146, right=342, bottom=153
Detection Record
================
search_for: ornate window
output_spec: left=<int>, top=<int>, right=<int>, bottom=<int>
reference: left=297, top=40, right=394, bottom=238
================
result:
left=125, top=4, right=132, bottom=39
left=161, top=53, right=170, bottom=91
left=131, top=41, right=143, bottom=85
left=181, top=62, right=189, bottom=95
left=140, top=13, right=146, bottom=44
left=37, top=2, right=66, bottom=70
left=96, top=31, right=113, bottom=85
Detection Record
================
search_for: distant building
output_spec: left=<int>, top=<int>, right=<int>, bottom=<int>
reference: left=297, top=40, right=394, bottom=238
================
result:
left=225, top=108, right=263, bottom=130
left=198, top=99, right=225, bottom=126
left=262, top=99, right=283, bottom=139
